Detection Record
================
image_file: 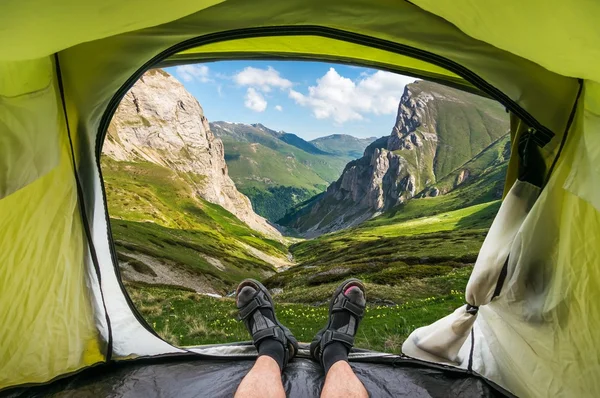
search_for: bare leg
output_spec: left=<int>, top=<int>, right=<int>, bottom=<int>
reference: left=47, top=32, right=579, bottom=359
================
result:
left=235, top=356, right=286, bottom=398
left=321, top=361, right=368, bottom=398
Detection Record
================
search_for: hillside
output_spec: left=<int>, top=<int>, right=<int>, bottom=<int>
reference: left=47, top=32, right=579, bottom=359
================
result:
left=311, top=134, right=377, bottom=159
left=102, top=69, right=291, bottom=294
left=103, top=159, right=291, bottom=295
left=264, top=177, right=502, bottom=304
left=126, top=179, right=499, bottom=351
left=280, top=80, right=510, bottom=236
left=210, top=122, right=371, bottom=222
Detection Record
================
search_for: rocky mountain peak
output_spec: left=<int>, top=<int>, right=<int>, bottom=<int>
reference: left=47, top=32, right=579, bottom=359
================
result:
left=103, top=69, right=280, bottom=238
left=280, top=80, right=509, bottom=236
left=388, top=84, right=434, bottom=151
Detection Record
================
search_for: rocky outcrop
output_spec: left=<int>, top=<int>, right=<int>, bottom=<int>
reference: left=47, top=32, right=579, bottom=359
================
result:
left=103, top=69, right=280, bottom=238
left=281, top=80, right=509, bottom=236
left=455, top=169, right=471, bottom=186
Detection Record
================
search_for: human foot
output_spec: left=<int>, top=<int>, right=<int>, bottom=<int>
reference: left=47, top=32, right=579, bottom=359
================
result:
left=236, top=279, right=298, bottom=371
left=309, top=279, right=366, bottom=373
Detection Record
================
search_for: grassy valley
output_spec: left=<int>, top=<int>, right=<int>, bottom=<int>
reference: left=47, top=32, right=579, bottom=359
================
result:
left=311, top=134, right=378, bottom=159
left=211, top=122, right=374, bottom=221
left=126, top=188, right=497, bottom=351
left=119, top=140, right=505, bottom=351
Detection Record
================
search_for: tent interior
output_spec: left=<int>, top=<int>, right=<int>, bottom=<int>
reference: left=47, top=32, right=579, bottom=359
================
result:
left=1, top=0, right=599, bottom=397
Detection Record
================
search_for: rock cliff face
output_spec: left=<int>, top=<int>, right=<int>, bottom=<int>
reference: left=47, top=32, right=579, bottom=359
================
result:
left=103, top=69, right=280, bottom=238
left=280, top=80, right=509, bottom=236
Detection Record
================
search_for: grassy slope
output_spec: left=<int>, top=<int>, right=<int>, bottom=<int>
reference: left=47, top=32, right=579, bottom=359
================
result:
left=279, top=82, right=509, bottom=233
left=221, top=138, right=336, bottom=192
left=128, top=282, right=466, bottom=352
left=267, top=201, right=498, bottom=302
left=311, top=134, right=377, bottom=159
left=263, top=159, right=505, bottom=337
left=213, top=122, right=350, bottom=189
left=119, top=160, right=503, bottom=352
left=211, top=122, right=356, bottom=221
left=126, top=193, right=494, bottom=351
left=372, top=141, right=507, bottom=226
left=430, top=133, right=510, bottom=194
left=103, top=157, right=289, bottom=293
left=410, top=81, right=509, bottom=179
left=105, top=153, right=480, bottom=352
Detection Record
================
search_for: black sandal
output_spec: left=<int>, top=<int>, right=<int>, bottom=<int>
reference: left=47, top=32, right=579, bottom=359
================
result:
left=236, top=279, right=298, bottom=368
left=310, top=279, right=366, bottom=366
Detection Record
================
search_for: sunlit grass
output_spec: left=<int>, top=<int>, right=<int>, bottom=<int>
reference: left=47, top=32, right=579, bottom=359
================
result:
left=127, top=280, right=467, bottom=353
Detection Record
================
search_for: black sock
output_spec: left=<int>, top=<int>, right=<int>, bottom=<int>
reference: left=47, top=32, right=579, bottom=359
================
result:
left=322, top=342, right=349, bottom=373
left=258, top=337, right=285, bottom=371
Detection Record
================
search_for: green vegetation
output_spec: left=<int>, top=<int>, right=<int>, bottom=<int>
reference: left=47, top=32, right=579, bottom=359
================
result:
left=103, top=157, right=290, bottom=294
left=113, top=219, right=276, bottom=293
left=105, top=80, right=511, bottom=353
left=267, top=200, right=497, bottom=302
left=210, top=122, right=367, bottom=221
left=239, top=186, right=317, bottom=222
left=311, top=134, right=377, bottom=159
left=278, top=81, right=509, bottom=234
left=127, top=281, right=467, bottom=352
left=409, top=81, right=509, bottom=179
left=120, top=185, right=499, bottom=351
left=370, top=162, right=506, bottom=227
left=107, top=129, right=504, bottom=351
left=431, top=133, right=510, bottom=195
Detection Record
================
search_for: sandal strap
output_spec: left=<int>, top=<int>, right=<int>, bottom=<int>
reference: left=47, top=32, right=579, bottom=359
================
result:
left=252, top=325, right=286, bottom=345
left=333, top=296, right=365, bottom=319
left=321, top=329, right=355, bottom=350
left=253, top=326, right=293, bottom=368
left=238, top=293, right=271, bottom=320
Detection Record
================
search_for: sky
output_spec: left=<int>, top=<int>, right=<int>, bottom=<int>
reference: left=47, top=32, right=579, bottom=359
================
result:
left=165, top=61, right=417, bottom=141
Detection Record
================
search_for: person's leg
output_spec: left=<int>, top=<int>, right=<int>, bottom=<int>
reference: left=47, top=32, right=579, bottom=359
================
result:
left=234, top=356, right=285, bottom=398
left=321, top=361, right=368, bottom=398
left=233, top=279, right=298, bottom=398
left=310, top=279, right=369, bottom=398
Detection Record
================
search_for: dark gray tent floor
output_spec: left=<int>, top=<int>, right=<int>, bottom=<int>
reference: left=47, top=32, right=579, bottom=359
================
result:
left=3, top=356, right=507, bottom=397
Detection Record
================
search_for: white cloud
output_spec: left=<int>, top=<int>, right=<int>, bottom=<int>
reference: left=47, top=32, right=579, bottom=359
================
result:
left=176, top=64, right=212, bottom=83
left=234, top=66, right=292, bottom=92
left=274, top=105, right=283, bottom=111
left=289, top=67, right=415, bottom=124
left=244, top=88, right=267, bottom=112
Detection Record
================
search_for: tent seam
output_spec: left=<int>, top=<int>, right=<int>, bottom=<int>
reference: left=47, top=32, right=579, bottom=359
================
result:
left=467, top=328, right=475, bottom=373
left=543, top=78, right=584, bottom=188
left=53, top=53, right=113, bottom=362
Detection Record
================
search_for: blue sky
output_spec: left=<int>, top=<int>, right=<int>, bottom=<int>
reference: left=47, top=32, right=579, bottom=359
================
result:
left=166, top=61, right=416, bottom=140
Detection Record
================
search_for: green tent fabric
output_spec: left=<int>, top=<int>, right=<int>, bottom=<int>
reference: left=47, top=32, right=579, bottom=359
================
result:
left=0, top=1, right=598, bottom=396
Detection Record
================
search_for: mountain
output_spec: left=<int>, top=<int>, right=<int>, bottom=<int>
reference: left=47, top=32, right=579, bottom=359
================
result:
left=311, top=134, right=377, bottom=159
left=279, top=80, right=510, bottom=236
left=102, top=69, right=290, bottom=294
left=210, top=122, right=365, bottom=222
left=104, top=69, right=279, bottom=238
